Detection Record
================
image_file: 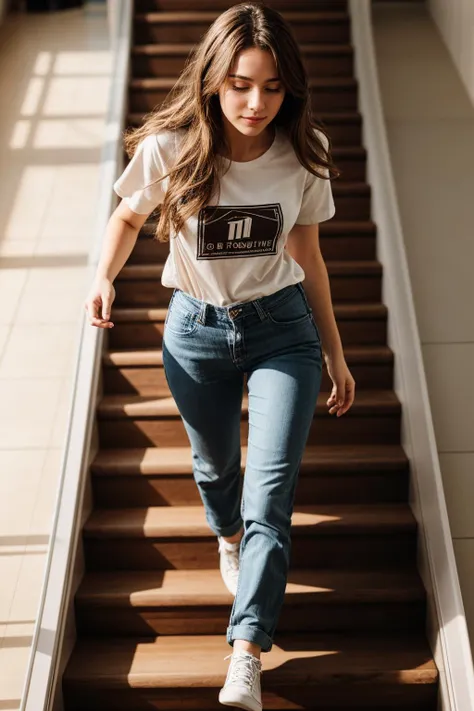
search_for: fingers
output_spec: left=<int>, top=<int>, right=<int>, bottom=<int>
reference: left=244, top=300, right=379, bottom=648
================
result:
left=102, top=300, right=111, bottom=321
left=90, top=316, right=114, bottom=328
left=328, top=382, right=356, bottom=416
left=84, top=301, right=114, bottom=329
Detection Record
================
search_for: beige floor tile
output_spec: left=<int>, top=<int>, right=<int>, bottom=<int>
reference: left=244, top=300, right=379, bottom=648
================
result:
left=9, top=119, right=32, bottom=152
left=0, top=323, right=80, bottom=378
left=28, top=449, right=63, bottom=540
left=439, top=454, right=474, bottom=539
left=33, top=117, right=107, bottom=149
left=0, top=450, right=47, bottom=539
left=0, top=379, right=63, bottom=449
left=0, top=240, right=37, bottom=259
left=0, top=554, right=24, bottom=622
left=0, top=165, right=55, bottom=242
left=33, top=236, right=94, bottom=257
left=55, top=50, right=111, bottom=76
left=14, top=267, right=90, bottom=325
left=0, top=699, right=21, bottom=711
left=43, top=76, right=110, bottom=116
left=0, top=271, right=28, bottom=325
left=1, top=621, right=35, bottom=651
left=0, top=325, right=11, bottom=363
left=422, top=343, right=474, bottom=452
left=37, top=165, right=101, bottom=243
left=49, top=378, right=77, bottom=449
left=0, top=642, right=31, bottom=703
left=8, top=552, right=47, bottom=622
left=36, top=209, right=99, bottom=243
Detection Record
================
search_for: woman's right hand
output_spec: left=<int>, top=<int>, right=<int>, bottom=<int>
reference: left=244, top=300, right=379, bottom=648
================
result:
left=84, top=277, right=116, bottom=328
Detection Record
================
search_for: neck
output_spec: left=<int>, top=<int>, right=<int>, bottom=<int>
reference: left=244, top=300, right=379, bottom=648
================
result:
left=222, top=123, right=275, bottom=162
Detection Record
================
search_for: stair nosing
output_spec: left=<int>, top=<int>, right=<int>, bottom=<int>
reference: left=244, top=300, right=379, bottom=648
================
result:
left=91, top=442, right=408, bottom=477
left=96, top=389, right=400, bottom=420
left=63, top=630, right=438, bottom=687
left=134, top=10, right=350, bottom=23
left=83, top=502, right=417, bottom=539
left=75, top=566, right=425, bottom=607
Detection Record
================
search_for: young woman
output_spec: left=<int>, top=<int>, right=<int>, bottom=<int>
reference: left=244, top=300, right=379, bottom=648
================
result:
left=85, top=3, right=355, bottom=710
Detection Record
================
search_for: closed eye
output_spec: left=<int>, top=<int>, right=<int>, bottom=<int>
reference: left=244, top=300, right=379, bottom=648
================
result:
left=231, top=86, right=281, bottom=93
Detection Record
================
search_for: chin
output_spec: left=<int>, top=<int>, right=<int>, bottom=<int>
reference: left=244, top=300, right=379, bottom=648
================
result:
left=237, top=120, right=267, bottom=131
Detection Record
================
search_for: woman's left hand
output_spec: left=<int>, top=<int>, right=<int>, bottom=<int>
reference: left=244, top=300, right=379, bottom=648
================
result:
left=324, top=351, right=356, bottom=417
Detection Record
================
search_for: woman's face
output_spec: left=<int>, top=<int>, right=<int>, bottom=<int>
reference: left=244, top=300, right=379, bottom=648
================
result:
left=218, top=47, right=285, bottom=138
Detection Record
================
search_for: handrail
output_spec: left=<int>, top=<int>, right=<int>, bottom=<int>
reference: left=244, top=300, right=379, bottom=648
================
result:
left=20, top=1, right=132, bottom=709
left=349, top=2, right=474, bottom=709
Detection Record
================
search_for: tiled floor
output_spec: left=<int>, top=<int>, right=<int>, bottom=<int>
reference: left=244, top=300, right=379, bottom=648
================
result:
left=0, top=3, right=112, bottom=708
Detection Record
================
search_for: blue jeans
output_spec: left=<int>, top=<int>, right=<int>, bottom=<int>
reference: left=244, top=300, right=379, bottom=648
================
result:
left=162, top=281, right=323, bottom=653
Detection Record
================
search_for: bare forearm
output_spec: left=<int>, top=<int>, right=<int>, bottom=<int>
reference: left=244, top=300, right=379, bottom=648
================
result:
left=302, top=255, right=343, bottom=359
left=95, top=214, right=139, bottom=283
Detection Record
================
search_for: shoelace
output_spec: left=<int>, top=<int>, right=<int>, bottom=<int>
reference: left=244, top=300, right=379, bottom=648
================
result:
left=223, top=652, right=262, bottom=687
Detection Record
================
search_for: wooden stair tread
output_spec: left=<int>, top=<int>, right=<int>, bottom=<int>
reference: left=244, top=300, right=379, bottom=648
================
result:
left=63, top=631, right=437, bottom=686
left=130, top=76, right=357, bottom=89
left=111, top=302, right=387, bottom=322
left=97, top=389, right=400, bottom=419
left=132, top=42, right=354, bottom=56
left=135, top=10, right=350, bottom=23
left=91, top=443, right=408, bottom=477
left=76, top=566, right=425, bottom=606
left=83, top=502, right=416, bottom=538
left=118, top=260, right=381, bottom=281
left=103, top=344, right=393, bottom=367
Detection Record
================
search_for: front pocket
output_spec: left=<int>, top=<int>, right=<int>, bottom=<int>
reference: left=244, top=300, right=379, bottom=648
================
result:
left=164, top=305, right=198, bottom=336
left=266, top=290, right=311, bottom=326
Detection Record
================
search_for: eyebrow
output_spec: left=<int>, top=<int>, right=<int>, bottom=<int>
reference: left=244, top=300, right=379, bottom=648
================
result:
left=229, top=74, right=280, bottom=82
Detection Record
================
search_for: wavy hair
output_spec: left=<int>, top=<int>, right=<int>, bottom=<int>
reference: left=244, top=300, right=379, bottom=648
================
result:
left=122, top=1, right=341, bottom=243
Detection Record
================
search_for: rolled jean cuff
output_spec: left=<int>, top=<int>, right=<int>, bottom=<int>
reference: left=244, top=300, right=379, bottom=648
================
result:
left=226, top=624, right=273, bottom=653
left=210, top=517, right=243, bottom=538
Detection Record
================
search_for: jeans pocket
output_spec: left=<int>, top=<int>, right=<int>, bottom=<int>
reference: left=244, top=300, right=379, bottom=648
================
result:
left=164, top=293, right=199, bottom=336
left=266, top=288, right=312, bottom=326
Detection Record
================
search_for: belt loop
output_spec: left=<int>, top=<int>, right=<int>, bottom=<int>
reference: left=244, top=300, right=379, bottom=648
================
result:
left=252, top=298, right=267, bottom=321
left=197, top=300, right=207, bottom=325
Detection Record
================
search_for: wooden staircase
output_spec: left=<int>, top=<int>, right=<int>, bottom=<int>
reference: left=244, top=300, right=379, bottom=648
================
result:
left=62, top=1, right=440, bottom=709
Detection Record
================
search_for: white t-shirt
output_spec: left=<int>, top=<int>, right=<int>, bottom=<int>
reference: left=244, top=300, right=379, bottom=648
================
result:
left=113, top=126, right=335, bottom=307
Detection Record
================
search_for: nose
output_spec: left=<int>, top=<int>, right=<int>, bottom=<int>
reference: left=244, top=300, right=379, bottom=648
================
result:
left=248, top=88, right=266, bottom=113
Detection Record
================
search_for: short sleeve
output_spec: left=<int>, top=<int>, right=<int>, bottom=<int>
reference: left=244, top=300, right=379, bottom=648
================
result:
left=295, top=131, right=336, bottom=225
left=113, top=134, right=166, bottom=215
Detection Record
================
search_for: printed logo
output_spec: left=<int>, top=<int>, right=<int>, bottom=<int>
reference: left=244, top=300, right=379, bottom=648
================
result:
left=196, top=203, right=283, bottom=260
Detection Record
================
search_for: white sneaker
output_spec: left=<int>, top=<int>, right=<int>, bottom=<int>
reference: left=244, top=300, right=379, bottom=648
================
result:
left=218, top=534, right=242, bottom=596
left=219, top=650, right=263, bottom=711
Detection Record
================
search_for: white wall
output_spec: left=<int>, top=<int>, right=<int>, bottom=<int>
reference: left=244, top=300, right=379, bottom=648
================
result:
left=372, top=0, right=474, bottom=653
left=428, top=0, right=474, bottom=107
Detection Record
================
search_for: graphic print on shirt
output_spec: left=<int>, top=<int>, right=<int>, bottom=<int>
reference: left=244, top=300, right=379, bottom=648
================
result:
left=196, top=203, right=283, bottom=260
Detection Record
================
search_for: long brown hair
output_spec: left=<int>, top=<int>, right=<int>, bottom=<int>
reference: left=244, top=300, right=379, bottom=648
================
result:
left=123, top=1, right=340, bottom=243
